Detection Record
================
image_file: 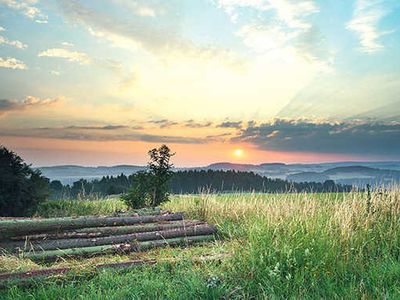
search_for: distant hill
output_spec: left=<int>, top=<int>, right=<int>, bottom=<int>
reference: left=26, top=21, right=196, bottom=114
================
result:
left=38, top=165, right=146, bottom=185
left=37, top=161, right=400, bottom=186
left=288, top=166, right=400, bottom=187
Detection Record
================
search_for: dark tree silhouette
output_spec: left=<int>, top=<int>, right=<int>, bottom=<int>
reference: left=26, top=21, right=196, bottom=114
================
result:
left=0, top=146, right=49, bottom=217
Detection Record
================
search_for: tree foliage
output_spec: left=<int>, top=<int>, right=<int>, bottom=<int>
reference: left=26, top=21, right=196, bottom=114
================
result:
left=147, top=145, right=175, bottom=206
left=122, top=145, right=175, bottom=209
left=0, top=146, right=49, bottom=217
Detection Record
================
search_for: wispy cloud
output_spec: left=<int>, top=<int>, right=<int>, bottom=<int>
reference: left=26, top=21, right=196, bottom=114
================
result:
left=149, top=119, right=179, bottom=128
left=112, top=0, right=159, bottom=17
left=0, top=28, right=27, bottom=49
left=266, top=0, right=319, bottom=29
left=222, top=0, right=330, bottom=69
left=0, top=57, right=27, bottom=69
left=184, top=120, right=213, bottom=128
left=217, top=121, right=243, bottom=129
left=0, top=96, right=61, bottom=115
left=58, top=0, right=183, bottom=52
left=38, top=48, right=91, bottom=64
left=347, top=0, right=391, bottom=53
left=218, top=0, right=318, bottom=29
left=0, top=125, right=208, bottom=144
left=61, top=41, right=74, bottom=47
left=0, top=0, right=48, bottom=23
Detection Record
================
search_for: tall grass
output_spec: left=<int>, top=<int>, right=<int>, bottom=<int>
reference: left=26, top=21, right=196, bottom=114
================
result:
left=2, top=189, right=400, bottom=299
left=165, top=190, right=400, bottom=298
left=35, top=197, right=127, bottom=217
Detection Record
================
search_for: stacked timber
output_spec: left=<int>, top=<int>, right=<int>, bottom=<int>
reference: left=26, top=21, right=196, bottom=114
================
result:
left=0, top=209, right=216, bottom=261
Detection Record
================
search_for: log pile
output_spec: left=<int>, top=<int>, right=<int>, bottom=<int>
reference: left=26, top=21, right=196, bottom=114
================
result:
left=0, top=209, right=216, bottom=261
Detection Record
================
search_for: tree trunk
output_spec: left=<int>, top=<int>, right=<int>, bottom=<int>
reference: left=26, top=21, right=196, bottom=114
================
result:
left=21, top=235, right=215, bottom=261
left=10, top=220, right=204, bottom=241
left=2, top=225, right=216, bottom=252
left=0, top=213, right=184, bottom=239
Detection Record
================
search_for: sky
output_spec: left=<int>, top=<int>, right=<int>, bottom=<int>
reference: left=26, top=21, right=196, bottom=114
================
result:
left=0, top=0, right=399, bottom=167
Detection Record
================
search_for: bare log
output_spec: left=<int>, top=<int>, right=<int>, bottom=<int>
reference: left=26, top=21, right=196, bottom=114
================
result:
left=10, top=220, right=204, bottom=241
left=0, top=213, right=184, bottom=239
left=21, top=235, right=215, bottom=261
left=3, top=225, right=216, bottom=252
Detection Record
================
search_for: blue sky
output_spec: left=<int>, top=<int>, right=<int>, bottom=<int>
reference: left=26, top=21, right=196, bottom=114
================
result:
left=0, top=0, right=399, bottom=166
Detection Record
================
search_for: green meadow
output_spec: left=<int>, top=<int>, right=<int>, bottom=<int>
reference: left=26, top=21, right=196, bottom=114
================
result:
left=1, top=190, right=400, bottom=299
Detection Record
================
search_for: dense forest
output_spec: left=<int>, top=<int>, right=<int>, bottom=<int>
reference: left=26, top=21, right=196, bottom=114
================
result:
left=49, top=170, right=352, bottom=199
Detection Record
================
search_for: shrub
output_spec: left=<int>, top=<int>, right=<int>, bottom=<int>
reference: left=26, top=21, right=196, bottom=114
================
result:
left=0, top=146, right=49, bottom=217
left=121, top=171, right=152, bottom=209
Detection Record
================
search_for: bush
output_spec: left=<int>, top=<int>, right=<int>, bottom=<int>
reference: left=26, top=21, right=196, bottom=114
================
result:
left=0, top=146, right=49, bottom=217
left=121, top=171, right=152, bottom=209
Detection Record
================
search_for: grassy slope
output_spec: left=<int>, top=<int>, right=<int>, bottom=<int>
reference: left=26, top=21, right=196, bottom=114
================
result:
left=1, top=191, right=400, bottom=299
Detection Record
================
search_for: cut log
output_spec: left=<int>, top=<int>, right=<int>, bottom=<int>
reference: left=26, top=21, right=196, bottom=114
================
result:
left=0, top=213, right=184, bottom=239
left=10, top=220, right=204, bottom=241
left=21, top=235, right=215, bottom=261
left=2, top=225, right=216, bottom=252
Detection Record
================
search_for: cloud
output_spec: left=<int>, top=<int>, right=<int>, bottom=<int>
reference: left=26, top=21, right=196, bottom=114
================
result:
left=112, top=0, right=159, bottom=17
left=267, top=0, right=319, bottom=29
left=0, top=125, right=207, bottom=144
left=38, top=48, right=91, bottom=64
left=0, top=57, right=27, bottom=69
left=58, top=0, right=184, bottom=52
left=225, top=1, right=330, bottom=70
left=0, top=29, right=27, bottom=49
left=149, top=119, right=179, bottom=128
left=0, top=99, right=19, bottom=111
left=347, top=0, right=391, bottom=53
left=0, top=0, right=48, bottom=23
left=0, top=96, right=61, bottom=115
left=61, top=41, right=74, bottom=47
left=65, top=125, right=129, bottom=130
left=233, top=119, right=400, bottom=155
left=217, top=121, right=243, bottom=129
left=184, top=120, right=213, bottom=128
left=218, top=0, right=318, bottom=29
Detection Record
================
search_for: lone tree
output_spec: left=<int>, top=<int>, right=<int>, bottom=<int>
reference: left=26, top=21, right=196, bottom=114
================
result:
left=0, top=146, right=49, bottom=217
left=122, top=145, right=175, bottom=208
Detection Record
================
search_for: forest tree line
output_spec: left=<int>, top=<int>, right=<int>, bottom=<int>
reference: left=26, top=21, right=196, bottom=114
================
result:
left=49, top=170, right=352, bottom=199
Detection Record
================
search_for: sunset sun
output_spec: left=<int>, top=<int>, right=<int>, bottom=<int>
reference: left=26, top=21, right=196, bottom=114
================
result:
left=234, top=149, right=244, bottom=158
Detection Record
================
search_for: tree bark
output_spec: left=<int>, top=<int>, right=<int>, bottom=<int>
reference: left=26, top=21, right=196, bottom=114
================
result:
left=10, top=220, right=204, bottom=241
left=21, top=234, right=215, bottom=261
left=0, top=213, right=184, bottom=239
left=2, top=225, right=216, bottom=252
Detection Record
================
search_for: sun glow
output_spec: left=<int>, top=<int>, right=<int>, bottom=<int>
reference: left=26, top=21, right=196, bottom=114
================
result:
left=234, top=148, right=244, bottom=158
